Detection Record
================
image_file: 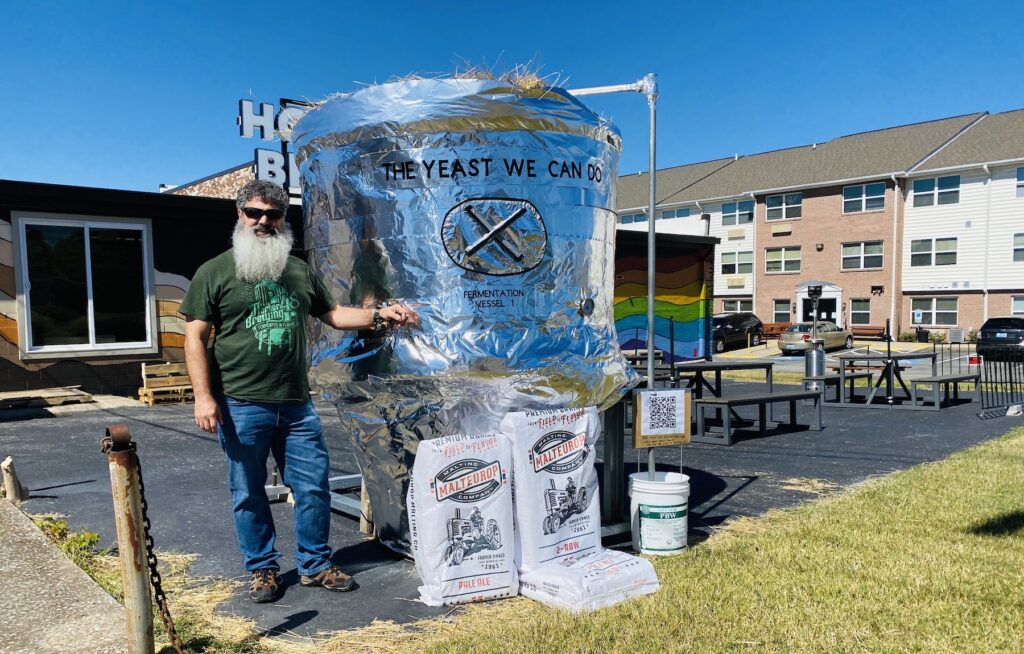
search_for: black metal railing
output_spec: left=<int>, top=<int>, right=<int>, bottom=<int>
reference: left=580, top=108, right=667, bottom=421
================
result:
left=931, top=342, right=979, bottom=376
left=979, top=346, right=1024, bottom=417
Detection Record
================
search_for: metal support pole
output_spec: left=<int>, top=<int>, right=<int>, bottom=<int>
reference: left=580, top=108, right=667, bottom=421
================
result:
left=645, top=74, right=659, bottom=480
left=104, top=426, right=155, bottom=654
left=601, top=400, right=626, bottom=523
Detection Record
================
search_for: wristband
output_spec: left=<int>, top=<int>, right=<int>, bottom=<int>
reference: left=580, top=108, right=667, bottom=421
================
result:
left=371, top=307, right=388, bottom=334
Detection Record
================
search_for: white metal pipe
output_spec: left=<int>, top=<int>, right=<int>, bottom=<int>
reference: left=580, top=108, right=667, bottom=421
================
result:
left=889, top=174, right=899, bottom=332
left=982, top=163, right=992, bottom=322
left=567, top=81, right=645, bottom=96
left=645, top=77, right=658, bottom=480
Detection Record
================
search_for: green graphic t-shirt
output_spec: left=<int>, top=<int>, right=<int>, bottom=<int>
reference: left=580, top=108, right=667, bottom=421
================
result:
left=179, top=250, right=337, bottom=403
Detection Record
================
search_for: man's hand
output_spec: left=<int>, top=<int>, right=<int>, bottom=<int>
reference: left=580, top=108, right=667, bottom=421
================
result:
left=379, top=303, right=419, bottom=327
left=194, top=395, right=222, bottom=434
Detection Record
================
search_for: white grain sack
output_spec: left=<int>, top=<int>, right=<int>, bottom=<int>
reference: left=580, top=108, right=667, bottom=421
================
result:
left=500, top=407, right=602, bottom=573
left=519, top=549, right=660, bottom=612
left=408, top=433, right=518, bottom=606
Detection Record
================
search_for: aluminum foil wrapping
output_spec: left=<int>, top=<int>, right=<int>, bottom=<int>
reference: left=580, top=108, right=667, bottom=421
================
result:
left=293, top=79, right=640, bottom=553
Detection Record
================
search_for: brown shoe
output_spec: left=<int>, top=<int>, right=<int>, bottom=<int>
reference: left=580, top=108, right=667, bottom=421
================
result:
left=300, top=565, right=357, bottom=592
left=248, top=569, right=280, bottom=603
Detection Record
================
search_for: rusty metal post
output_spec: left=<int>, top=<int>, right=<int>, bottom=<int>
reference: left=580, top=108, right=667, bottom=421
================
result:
left=103, top=425, right=155, bottom=654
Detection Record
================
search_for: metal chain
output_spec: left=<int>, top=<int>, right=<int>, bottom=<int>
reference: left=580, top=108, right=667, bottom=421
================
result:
left=135, top=454, right=188, bottom=654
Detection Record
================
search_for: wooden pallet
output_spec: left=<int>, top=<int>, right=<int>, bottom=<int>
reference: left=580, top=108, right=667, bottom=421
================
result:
left=0, top=386, right=94, bottom=410
left=139, top=362, right=194, bottom=406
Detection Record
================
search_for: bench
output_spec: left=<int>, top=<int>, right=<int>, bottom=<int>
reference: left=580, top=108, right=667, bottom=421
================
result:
left=138, top=362, right=194, bottom=406
left=910, top=373, right=981, bottom=410
left=827, top=363, right=910, bottom=374
left=762, top=322, right=791, bottom=338
left=803, top=372, right=873, bottom=403
left=693, top=389, right=823, bottom=446
left=851, top=325, right=887, bottom=339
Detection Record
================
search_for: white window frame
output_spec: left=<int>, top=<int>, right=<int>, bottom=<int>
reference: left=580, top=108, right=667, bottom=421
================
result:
left=772, top=299, right=791, bottom=323
left=765, top=246, right=801, bottom=273
left=910, top=237, right=957, bottom=267
left=618, top=211, right=647, bottom=224
left=1012, top=296, right=1024, bottom=316
left=659, top=207, right=690, bottom=220
left=765, top=192, right=802, bottom=221
left=842, top=182, right=886, bottom=214
left=850, top=298, right=871, bottom=325
left=722, top=299, right=753, bottom=313
left=912, top=175, right=960, bottom=207
left=1016, top=167, right=1024, bottom=198
left=721, top=251, right=753, bottom=275
left=841, top=240, right=884, bottom=270
left=12, top=211, right=158, bottom=360
left=721, top=200, right=754, bottom=226
left=910, top=297, right=958, bottom=327
left=1015, top=233, right=1024, bottom=263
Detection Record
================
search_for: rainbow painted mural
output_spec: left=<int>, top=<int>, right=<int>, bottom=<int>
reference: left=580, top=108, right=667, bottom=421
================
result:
left=614, top=238, right=712, bottom=361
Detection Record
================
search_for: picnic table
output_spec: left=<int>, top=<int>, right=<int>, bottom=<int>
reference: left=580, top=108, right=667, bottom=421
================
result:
left=835, top=351, right=937, bottom=408
left=673, top=359, right=777, bottom=442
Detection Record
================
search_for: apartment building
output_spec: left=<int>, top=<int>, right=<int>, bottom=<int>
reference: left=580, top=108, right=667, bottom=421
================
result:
left=900, top=109, right=1024, bottom=332
left=614, top=110, right=1016, bottom=335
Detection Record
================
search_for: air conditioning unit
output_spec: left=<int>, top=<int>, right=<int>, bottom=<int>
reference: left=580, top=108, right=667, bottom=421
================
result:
left=948, top=327, right=965, bottom=343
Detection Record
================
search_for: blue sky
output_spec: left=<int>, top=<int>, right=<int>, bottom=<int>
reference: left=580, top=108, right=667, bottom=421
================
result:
left=2, top=1, right=1023, bottom=192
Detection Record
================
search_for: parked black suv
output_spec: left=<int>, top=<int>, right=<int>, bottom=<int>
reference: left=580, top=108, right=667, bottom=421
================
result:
left=976, top=316, right=1024, bottom=361
left=711, top=312, right=764, bottom=353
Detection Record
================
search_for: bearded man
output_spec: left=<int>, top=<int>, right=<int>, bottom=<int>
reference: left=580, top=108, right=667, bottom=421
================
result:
left=180, top=180, right=416, bottom=603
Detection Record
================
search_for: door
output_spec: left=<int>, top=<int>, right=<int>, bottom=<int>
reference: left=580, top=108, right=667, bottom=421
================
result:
left=802, top=299, right=837, bottom=323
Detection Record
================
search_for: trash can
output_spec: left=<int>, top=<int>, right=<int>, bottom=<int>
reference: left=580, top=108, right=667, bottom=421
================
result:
left=916, top=327, right=930, bottom=343
left=804, top=338, right=825, bottom=392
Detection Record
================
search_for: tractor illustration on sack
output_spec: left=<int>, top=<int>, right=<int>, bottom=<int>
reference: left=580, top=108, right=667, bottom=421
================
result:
left=443, top=507, right=502, bottom=566
left=542, top=476, right=590, bottom=534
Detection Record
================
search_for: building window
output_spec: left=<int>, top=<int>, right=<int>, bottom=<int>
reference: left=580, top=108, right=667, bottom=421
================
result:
left=912, top=175, right=960, bottom=207
left=911, top=297, right=958, bottom=326
left=15, top=215, right=154, bottom=355
left=843, top=182, right=886, bottom=213
left=910, top=237, right=957, bottom=266
left=619, top=212, right=646, bottom=224
left=659, top=208, right=690, bottom=220
left=1017, top=168, right=1024, bottom=198
left=850, top=298, right=871, bottom=325
left=766, top=192, right=802, bottom=220
left=841, top=240, right=884, bottom=270
left=773, top=299, right=791, bottom=323
left=765, top=246, right=801, bottom=273
left=1013, top=297, right=1024, bottom=316
left=1015, top=234, right=1024, bottom=262
left=722, top=299, right=753, bottom=313
left=721, top=200, right=754, bottom=226
left=721, top=251, right=753, bottom=275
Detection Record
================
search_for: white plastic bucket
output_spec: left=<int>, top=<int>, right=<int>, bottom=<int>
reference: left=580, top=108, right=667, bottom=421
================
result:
left=628, top=471, right=689, bottom=556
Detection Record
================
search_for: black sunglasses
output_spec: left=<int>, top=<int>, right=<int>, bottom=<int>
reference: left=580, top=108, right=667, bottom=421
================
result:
left=241, top=206, right=285, bottom=220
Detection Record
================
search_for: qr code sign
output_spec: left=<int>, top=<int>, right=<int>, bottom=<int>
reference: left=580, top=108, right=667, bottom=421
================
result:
left=638, top=389, right=688, bottom=439
left=649, top=395, right=678, bottom=430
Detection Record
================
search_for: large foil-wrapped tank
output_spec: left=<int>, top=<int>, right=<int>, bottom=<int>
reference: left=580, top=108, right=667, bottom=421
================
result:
left=292, top=79, right=639, bottom=553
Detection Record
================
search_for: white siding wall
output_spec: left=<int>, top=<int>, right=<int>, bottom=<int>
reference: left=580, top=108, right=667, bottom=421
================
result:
left=985, top=164, right=1024, bottom=290
left=902, top=170, right=988, bottom=292
left=902, top=166, right=1024, bottom=293
left=616, top=203, right=706, bottom=237
left=706, top=199, right=754, bottom=298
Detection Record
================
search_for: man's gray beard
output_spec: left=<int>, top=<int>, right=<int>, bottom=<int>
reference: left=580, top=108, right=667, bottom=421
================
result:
left=232, top=221, right=294, bottom=283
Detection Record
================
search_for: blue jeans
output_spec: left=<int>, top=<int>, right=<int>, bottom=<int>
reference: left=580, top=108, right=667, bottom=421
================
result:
left=216, top=397, right=333, bottom=575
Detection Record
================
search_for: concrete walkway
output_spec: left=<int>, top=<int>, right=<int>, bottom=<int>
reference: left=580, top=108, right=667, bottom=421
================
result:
left=0, top=499, right=126, bottom=654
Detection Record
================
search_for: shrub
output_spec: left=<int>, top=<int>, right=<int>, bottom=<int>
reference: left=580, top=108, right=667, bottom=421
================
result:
left=898, top=331, right=918, bottom=342
left=967, top=328, right=978, bottom=343
left=929, top=331, right=946, bottom=344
